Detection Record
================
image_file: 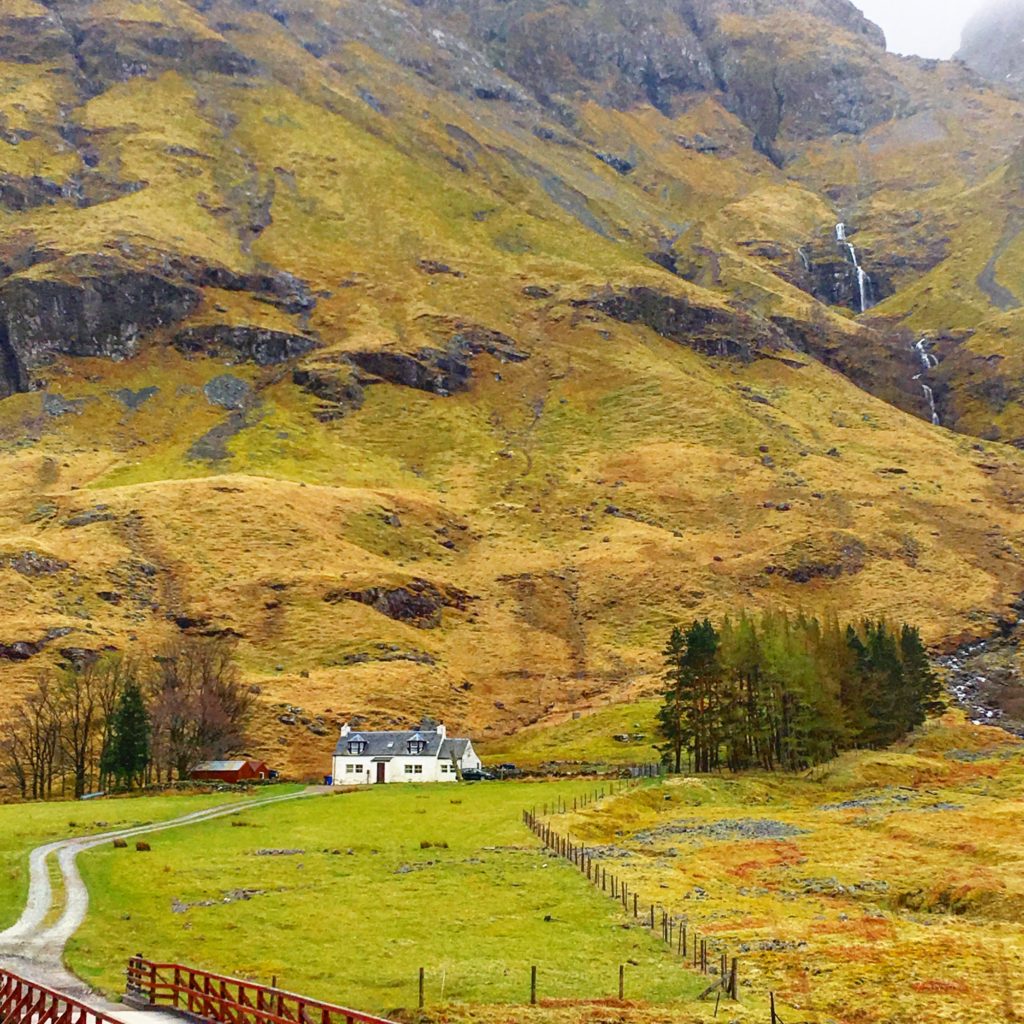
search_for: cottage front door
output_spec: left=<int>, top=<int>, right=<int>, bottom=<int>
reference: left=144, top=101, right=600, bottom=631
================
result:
left=376, top=762, right=386, bottom=784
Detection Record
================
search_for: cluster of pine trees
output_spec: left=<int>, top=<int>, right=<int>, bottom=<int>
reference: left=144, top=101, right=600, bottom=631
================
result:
left=658, top=611, right=943, bottom=773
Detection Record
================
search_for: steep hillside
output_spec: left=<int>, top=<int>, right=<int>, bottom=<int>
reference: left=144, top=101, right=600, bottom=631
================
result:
left=2, top=0, right=1024, bottom=776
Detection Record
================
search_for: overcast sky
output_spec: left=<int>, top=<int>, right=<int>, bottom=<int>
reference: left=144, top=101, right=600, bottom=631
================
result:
left=855, top=0, right=988, bottom=58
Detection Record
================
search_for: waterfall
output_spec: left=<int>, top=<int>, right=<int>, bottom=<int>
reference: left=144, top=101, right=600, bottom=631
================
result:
left=797, top=247, right=811, bottom=273
left=915, top=337, right=939, bottom=371
left=911, top=338, right=941, bottom=425
left=835, top=222, right=873, bottom=314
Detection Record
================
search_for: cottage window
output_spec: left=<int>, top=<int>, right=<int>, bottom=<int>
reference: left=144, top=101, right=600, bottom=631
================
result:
left=414, top=764, right=424, bottom=774
left=404, top=764, right=414, bottom=774
left=345, top=764, right=356, bottom=774
left=347, top=740, right=367, bottom=755
left=407, top=733, right=427, bottom=755
left=355, top=764, right=364, bottom=772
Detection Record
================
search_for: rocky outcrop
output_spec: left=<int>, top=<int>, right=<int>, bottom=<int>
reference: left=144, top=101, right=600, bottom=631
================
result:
left=102, top=247, right=316, bottom=315
left=415, top=0, right=896, bottom=151
left=64, top=10, right=257, bottom=95
left=174, top=325, right=318, bottom=366
left=763, top=533, right=867, bottom=583
left=0, top=257, right=200, bottom=395
left=347, top=325, right=528, bottom=396
left=0, top=171, right=146, bottom=212
left=204, top=375, right=253, bottom=411
left=292, top=367, right=365, bottom=421
left=326, top=578, right=475, bottom=629
left=580, top=287, right=787, bottom=359
left=1, top=551, right=69, bottom=576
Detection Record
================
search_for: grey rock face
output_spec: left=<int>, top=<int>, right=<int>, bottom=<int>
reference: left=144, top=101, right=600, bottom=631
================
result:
left=203, top=374, right=253, bottom=411
left=174, top=325, right=318, bottom=366
left=582, top=286, right=786, bottom=359
left=0, top=258, right=200, bottom=396
left=346, top=325, right=529, bottom=397
left=414, top=0, right=894, bottom=151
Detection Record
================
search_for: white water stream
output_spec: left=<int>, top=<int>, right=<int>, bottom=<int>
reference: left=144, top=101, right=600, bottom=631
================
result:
left=912, top=337, right=941, bottom=425
left=835, top=223, right=872, bottom=314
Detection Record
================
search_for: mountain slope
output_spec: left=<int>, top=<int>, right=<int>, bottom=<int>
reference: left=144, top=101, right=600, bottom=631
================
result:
left=2, top=0, right=1024, bottom=775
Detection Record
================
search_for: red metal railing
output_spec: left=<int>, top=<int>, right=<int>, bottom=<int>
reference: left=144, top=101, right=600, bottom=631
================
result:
left=125, top=958, right=397, bottom=1024
left=0, top=968, right=122, bottom=1024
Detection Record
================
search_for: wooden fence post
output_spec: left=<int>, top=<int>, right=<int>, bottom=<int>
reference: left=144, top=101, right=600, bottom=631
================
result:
left=530, top=966, right=537, bottom=1006
left=418, top=968, right=424, bottom=1010
left=618, top=965, right=624, bottom=1001
left=729, top=958, right=738, bottom=1000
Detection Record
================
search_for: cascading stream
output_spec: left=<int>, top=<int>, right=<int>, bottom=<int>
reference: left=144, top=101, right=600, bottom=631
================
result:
left=912, top=337, right=941, bottom=425
left=835, top=222, right=872, bottom=314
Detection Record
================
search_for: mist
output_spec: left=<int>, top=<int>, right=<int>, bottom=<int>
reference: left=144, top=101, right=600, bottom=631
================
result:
left=855, top=0, right=988, bottom=58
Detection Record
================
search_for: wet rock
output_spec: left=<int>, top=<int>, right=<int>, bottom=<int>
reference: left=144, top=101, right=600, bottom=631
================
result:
left=327, top=578, right=475, bottom=629
left=203, top=375, right=252, bottom=411
left=175, top=325, right=318, bottom=366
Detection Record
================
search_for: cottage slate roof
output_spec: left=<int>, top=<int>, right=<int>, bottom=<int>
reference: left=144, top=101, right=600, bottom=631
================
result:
left=439, top=738, right=469, bottom=760
left=334, top=730, right=470, bottom=758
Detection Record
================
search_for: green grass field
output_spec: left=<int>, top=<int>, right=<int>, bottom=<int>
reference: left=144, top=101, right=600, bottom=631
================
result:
left=70, top=781, right=709, bottom=1017
left=481, top=702, right=662, bottom=769
left=0, top=790, right=256, bottom=931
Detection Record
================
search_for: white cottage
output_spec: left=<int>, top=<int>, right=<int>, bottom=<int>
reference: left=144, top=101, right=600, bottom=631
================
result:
left=331, top=720, right=482, bottom=785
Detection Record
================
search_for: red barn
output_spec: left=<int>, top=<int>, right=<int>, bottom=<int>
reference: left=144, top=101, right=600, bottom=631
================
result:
left=189, top=759, right=271, bottom=783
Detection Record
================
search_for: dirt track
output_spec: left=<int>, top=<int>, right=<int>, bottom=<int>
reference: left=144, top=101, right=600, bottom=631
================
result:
left=0, top=788, right=312, bottom=1018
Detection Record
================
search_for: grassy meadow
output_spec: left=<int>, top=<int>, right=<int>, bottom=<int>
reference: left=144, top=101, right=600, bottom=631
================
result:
left=550, top=714, right=1024, bottom=1024
left=0, top=789, right=255, bottom=931
left=68, top=780, right=737, bottom=1022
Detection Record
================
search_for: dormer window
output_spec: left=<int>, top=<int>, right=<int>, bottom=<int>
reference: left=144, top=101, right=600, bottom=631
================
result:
left=347, top=734, right=367, bottom=755
left=407, top=732, right=427, bottom=755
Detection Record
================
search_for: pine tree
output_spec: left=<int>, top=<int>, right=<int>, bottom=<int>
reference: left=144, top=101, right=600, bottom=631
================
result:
left=100, top=680, right=151, bottom=790
left=657, top=609, right=941, bottom=775
left=657, top=627, right=689, bottom=773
